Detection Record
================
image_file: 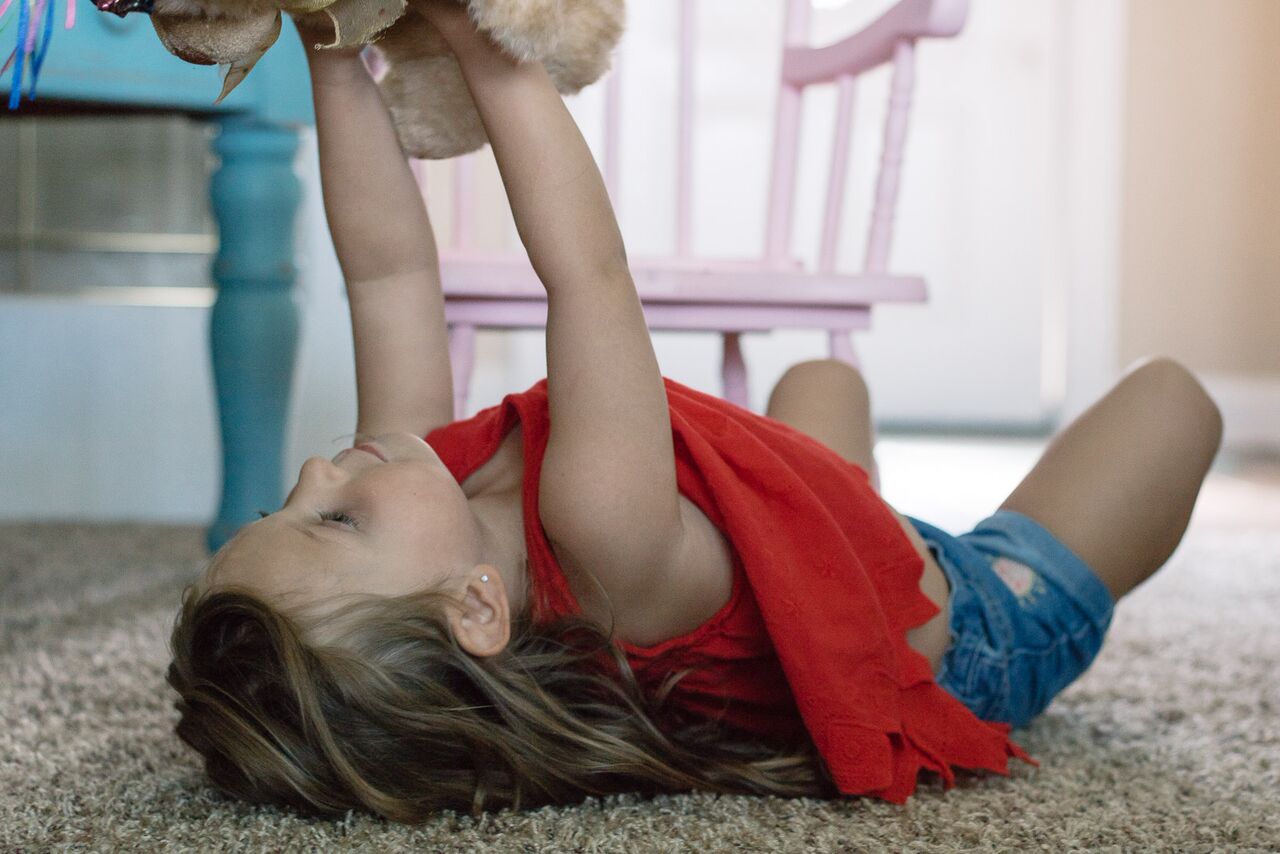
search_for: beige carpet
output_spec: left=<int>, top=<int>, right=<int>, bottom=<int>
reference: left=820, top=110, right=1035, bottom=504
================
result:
left=2, top=517, right=1277, bottom=852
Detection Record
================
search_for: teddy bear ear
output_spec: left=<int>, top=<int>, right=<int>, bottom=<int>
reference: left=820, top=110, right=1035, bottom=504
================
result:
left=465, top=0, right=625, bottom=92
left=374, top=14, right=489, bottom=159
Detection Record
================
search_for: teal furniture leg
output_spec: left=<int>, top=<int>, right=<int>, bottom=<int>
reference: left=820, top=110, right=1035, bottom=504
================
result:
left=206, top=115, right=302, bottom=553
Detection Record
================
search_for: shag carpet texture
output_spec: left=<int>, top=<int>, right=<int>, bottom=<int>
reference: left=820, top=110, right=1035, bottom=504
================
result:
left=1, top=520, right=1277, bottom=852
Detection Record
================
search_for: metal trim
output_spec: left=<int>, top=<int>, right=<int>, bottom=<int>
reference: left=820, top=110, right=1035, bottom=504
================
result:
left=0, top=285, right=216, bottom=307
left=3, top=114, right=217, bottom=295
left=0, top=231, right=216, bottom=253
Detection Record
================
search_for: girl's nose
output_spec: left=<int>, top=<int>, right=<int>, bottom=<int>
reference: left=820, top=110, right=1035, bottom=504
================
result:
left=283, top=456, right=345, bottom=508
left=298, top=455, right=345, bottom=483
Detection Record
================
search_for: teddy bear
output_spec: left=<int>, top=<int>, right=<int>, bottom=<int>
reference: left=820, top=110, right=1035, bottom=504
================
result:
left=89, top=0, right=625, bottom=159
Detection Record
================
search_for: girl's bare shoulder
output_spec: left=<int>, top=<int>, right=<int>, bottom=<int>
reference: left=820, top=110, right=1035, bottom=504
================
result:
left=554, top=496, right=736, bottom=648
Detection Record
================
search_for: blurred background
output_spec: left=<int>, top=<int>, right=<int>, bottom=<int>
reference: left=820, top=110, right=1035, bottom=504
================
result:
left=1, top=0, right=1277, bottom=534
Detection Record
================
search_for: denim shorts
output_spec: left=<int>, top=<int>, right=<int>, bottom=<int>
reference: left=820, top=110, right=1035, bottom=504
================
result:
left=903, top=509, right=1116, bottom=728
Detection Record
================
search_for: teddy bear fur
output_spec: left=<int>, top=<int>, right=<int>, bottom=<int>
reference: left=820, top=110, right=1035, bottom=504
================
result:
left=137, top=0, right=624, bottom=159
left=375, top=0, right=623, bottom=158
left=371, top=11, right=487, bottom=159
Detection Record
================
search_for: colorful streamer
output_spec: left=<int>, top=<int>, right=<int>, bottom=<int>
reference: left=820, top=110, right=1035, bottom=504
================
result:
left=3, top=0, right=76, bottom=109
left=5, top=0, right=29, bottom=108
left=29, top=0, right=55, bottom=98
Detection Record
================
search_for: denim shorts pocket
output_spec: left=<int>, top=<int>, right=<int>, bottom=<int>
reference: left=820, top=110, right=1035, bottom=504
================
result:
left=1004, top=609, right=1109, bottom=723
left=935, top=632, right=1011, bottom=723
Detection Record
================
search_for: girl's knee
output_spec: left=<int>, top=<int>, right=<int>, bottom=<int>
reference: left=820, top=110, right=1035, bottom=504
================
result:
left=1126, top=356, right=1213, bottom=405
left=1127, top=356, right=1223, bottom=452
left=774, top=359, right=868, bottom=398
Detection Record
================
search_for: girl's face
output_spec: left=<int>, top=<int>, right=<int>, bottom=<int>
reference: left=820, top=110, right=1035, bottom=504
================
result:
left=207, top=432, right=481, bottom=605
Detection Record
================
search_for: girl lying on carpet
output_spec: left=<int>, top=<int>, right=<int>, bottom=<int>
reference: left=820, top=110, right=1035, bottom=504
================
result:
left=167, top=0, right=1224, bottom=822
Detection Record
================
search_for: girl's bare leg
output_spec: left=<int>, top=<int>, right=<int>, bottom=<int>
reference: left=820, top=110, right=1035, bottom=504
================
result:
left=998, top=356, right=1223, bottom=601
left=765, top=355, right=1224, bottom=602
left=766, top=359, right=882, bottom=491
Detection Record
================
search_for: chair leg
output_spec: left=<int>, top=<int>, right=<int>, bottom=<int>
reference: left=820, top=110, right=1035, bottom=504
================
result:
left=828, top=329, right=861, bottom=369
left=449, top=324, right=477, bottom=421
left=722, top=332, right=749, bottom=408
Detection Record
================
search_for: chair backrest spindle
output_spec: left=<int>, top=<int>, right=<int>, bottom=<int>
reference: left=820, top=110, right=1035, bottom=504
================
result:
left=781, top=0, right=816, bottom=67
left=763, top=0, right=814, bottom=266
left=675, top=0, right=697, bottom=259
left=451, top=154, right=475, bottom=251
left=818, top=73, right=857, bottom=273
left=863, top=38, right=915, bottom=274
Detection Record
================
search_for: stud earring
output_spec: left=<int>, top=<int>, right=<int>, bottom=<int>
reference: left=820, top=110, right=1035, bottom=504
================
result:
left=480, top=574, right=489, bottom=583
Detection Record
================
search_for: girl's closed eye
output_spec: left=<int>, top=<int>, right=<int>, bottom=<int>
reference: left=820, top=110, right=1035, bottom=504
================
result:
left=320, top=510, right=360, bottom=529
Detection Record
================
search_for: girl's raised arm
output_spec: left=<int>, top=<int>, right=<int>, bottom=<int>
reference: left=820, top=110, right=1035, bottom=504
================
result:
left=421, top=2, right=693, bottom=609
left=301, top=24, right=454, bottom=439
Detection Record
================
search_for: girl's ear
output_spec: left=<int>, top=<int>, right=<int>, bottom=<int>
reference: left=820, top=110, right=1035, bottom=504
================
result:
left=447, top=565, right=511, bottom=657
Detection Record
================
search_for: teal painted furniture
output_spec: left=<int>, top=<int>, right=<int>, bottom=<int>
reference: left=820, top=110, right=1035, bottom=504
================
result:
left=4, top=2, right=315, bottom=553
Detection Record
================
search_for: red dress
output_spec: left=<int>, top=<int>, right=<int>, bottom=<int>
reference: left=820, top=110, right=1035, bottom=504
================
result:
left=425, top=377, right=1033, bottom=802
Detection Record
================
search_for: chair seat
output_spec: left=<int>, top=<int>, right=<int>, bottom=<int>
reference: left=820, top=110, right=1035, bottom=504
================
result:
left=440, top=251, right=926, bottom=332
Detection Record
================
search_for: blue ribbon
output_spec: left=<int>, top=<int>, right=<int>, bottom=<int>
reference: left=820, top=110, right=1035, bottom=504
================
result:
left=6, top=0, right=30, bottom=109
left=28, top=0, right=55, bottom=100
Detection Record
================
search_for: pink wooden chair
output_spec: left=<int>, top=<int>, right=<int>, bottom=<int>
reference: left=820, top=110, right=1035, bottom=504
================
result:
left=413, top=0, right=970, bottom=419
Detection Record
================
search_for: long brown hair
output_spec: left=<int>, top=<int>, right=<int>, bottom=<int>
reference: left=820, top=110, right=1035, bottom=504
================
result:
left=166, top=576, right=836, bottom=821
